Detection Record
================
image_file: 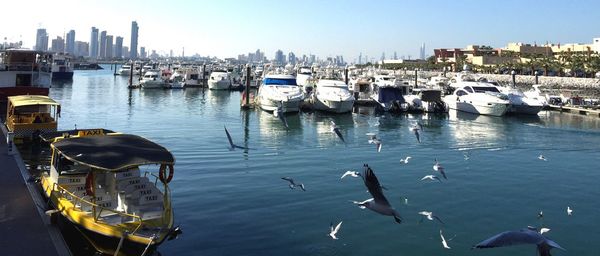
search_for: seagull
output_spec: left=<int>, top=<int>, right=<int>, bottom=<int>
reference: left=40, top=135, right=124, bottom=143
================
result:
left=281, top=177, right=305, bottom=191
left=433, top=159, right=447, bottom=179
left=567, top=206, right=573, bottom=216
left=351, top=164, right=402, bottom=223
left=273, top=101, right=289, bottom=129
left=328, top=221, right=342, bottom=240
left=540, top=228, right=551, bottom=235
left=537, top=211, right=543, bottom=219
left=464, top=151, right=471, bottom=160
left=341, top=170, right=361, bottom=180
left=416, top=121, right=424, bottom=131
left=366, top=133, right=382, bottom=152
left=440, top=230, right=452, bottom=249
left=224, top=126, right=249, bottom=150
left=472, top=227, right=565, bottom=256
left=418, top=211, right=445, bottom=224
left=399, top=156, right=412, bottom=164
left=538, top=154, right=547, bottom=161
left=421, top=175, right=442, bottom=182
left=410, top=126, right=421, bottom=143
left=331, top=121, right=345, bottom=143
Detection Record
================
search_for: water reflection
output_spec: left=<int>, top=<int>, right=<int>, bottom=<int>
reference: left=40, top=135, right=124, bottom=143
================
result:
left=257, top=110, right=302, bottom=148
left=447, top=110, right=508, bottom=150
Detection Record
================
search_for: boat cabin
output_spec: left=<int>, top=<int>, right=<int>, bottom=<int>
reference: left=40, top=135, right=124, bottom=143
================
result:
left=5, top=95, right=60, bottom=141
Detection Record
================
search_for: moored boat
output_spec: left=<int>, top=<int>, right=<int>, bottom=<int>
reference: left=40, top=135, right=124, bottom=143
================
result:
left=5, top=95, right=60, bottom=142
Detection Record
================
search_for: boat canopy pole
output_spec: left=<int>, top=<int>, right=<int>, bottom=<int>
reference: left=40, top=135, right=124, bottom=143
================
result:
left=113, top=232, right=128, bottom=256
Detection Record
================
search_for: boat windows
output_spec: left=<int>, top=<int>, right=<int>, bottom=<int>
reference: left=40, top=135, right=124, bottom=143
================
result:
left=472, top=86, right=500, bottom=93
left=456, top=90, right=468, bottom=96
left=464, top=87, right=474, bottom=93
left=264, top=78, right=297, bottom=86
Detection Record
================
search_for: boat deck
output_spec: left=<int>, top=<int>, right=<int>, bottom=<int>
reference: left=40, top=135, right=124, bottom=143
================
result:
left=0, top=125, right=71, bottom=256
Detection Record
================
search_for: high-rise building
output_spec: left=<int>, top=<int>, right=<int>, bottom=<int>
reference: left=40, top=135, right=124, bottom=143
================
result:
left=66, top=30, right=75, bottom=55
left=393, top=51, right=398, bottom=60
left=99, top=30, right=107, bottom=58
left=50, top=36, right=65, bottom=53
left=89, top=27, right=99, bottom=58
left=358, top=52, right=362, bottom=65
left=122, top=46, right=129, bottom=58
left=35, top=28, right=48, bottom=51
left=105, top=35, right=113, bottom=59
left=130, top=21, right=139, bottom=59
left=74, top=41, right=89, bottom=57
left=115, top=36, right=123, bottom=58
left=420, top=43, right=426, bottom=59
left=275, top=49, right=284, bottom=65
left=288, top=52, right=296, bottom=65
left=141, top=47, right=147, bottom=58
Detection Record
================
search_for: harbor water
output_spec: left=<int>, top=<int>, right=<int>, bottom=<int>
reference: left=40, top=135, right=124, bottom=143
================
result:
left=25, top=65, right=600, bottom=255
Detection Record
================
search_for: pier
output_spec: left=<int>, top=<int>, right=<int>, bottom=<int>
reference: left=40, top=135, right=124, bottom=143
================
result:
left=0, top=126, right=71, bottom=256
left=547, top=104, right=600, bottom=117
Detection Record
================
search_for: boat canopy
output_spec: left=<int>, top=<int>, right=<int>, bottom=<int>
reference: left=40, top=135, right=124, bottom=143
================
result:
left=264, top=78, right=297, bottom=86
left=8, top=95, right=60, bottom=107
left=52, top=134, right=175, bottom=171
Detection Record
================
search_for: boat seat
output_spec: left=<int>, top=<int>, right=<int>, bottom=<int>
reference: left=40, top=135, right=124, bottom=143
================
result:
left=116, top=177, right=150, bottom=193
left=57, top=174, right=86, bottom=186
left=113, top=167, right=141, bottom=180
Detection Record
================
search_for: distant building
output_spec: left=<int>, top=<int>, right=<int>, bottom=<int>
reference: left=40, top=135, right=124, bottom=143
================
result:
left=89, top=27, right=99, bottom=58
left=115, top=36, right=123, bottom=58
left=66, top=30, right=75, bottom=55
left=35, top=28, right=48, bottom=51
left=50, top=36, right=65, bottom=53
left=74, top=41, right=89, bottom=57
left=122, top=46, right=129, bottom=58
left=130, top=21, right=139, bottom=59
left=274, top=49, right=284, bottom=65
left=99, top=30, right=107, bottom=58
left=420, top=43, right=426, bottom=60
left=105, top=35, right=113, bottom=59
left=288, top=52, right=296, bottom=65
left=434, top=45, right=510, bottom=69
left=141, top=47, right=147, bottom=59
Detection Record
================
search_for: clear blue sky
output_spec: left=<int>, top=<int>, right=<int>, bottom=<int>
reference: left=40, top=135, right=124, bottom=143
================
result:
left=2, top=0, right=599, bottom=62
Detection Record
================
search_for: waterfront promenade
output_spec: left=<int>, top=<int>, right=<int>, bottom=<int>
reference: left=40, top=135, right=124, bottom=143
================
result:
left=0, top=127, right=70, bottom=256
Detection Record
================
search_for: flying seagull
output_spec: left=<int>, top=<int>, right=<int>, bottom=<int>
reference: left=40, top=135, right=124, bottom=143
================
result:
left=440, top=230, right=452, bottom=249
left=540, top=228, right=551, bottom=235
left=418, top=211, right=445, bottom=225
left=537, top=211, right=544, bottom=219
left=273, top=101, right=289, bottom=129
left=328, top=221, right=342, bottom=240
left=464, top=151, right=471, bottom=160
left=366, top=133, right=382, bottom=152
left=433, top=159, right=447, bottom=179
left=281, top=177, right=305, bottom=191
left=351, top=164, right=402, bottom=223
left=567, top=206, right=573, bottom=216
left=399, top=156, right=412, bottom=164
left=224, top=126, right=249, bottom=150
left=538, top=154, right=547, bottom=161
left=341, top=170, right=361, bottom=180
left=331, top=121, right=345, bottom=143
left=472, top=227, right=565, bottom=256
left=410, top=126, right=421, bottom=143
left=421, top=175, right=442, bottom=182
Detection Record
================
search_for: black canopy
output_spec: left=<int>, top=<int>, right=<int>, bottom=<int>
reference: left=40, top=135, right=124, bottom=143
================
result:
left=52, top=134, right=175, bottom=171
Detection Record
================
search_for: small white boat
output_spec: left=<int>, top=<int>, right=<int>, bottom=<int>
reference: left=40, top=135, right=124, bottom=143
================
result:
left=311, top=79, right=354, bottom=113
left=207, top=71, right=231, bottom=90
left=498, top=86, right=544, bottom=115
left=140, top=70, right=168, bottom=89
left=256, top=74, right=304, bottom=112
left=169, top=71, right=185, bottom=89
left=443, top=84, right=509, bottom=116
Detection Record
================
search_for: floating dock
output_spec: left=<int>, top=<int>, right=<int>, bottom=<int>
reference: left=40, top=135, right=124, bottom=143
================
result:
left=548, top=104, right=600, bottom=117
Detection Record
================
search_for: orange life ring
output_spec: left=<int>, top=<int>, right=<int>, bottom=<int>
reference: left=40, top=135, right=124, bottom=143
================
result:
left=159, top=164, right=174, bottom=184
left=85, top=172, right=95, bottom=196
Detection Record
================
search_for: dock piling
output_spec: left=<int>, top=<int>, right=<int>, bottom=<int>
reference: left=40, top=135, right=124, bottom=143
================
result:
left=245, top=65, right=251, bottom=107
left=128, top=62, right=134, bottom=87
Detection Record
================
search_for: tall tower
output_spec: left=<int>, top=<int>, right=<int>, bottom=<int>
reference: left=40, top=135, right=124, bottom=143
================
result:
left=130, top=21, right=139, bottom=59
left=66, top=30, right=75, bottom=55
left=99, top=30, right=107, bottom=58
left=105, top=35, right=113, bottom=59
left=35, top=28, right=48, bottom=51
left=89, top=27, right=99, bottom=58
left=420, top=43, right=426, bottom=59
left=115, top=36, right=123, bottom=58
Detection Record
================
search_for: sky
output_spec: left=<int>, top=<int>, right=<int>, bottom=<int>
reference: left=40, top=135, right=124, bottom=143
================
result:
left=2, top=0, right=600, bottom=62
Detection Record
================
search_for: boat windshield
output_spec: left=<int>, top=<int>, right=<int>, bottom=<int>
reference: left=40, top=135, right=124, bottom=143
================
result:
left=472, top=86, right=500, bottom=93
left=264, top=78, right=297, bottom=86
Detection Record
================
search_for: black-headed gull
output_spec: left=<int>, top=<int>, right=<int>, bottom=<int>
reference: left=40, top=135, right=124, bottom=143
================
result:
left=567, top=206, right=573, bottom=216
left=440, top=230, right=452, bottom=249
left=225, top=125, right=249, bottom=150
left=410, top=126, right=421, bottom=143
left=366, top=133, right=382, bottom=152
left=538, top=154, right=547, bottom=161
left=351, top=164, right=402, bottom=223
left=331, top=121, right=345, bottom=143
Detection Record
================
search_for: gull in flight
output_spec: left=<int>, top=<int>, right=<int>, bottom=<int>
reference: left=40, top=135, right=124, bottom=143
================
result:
left=224, top=126, right=249, bottom=150
left=540, top=228, right=551, bottom=235
left=366, top=133, right=382, bottom=152
left=281, top=177, right=305, bottom=191
left=464, top=151, right=471, bottom=160
left=472, top=227, right=565, bottom=256
left=351, top=164, right=402, bottom=223
left=421, top=175, right=442, bottom=182
left=567, top=206, right=573, bottom=216
left=433, top=159, right=447, bottom=179
left=410, top=125, right=421, bottom=143
left=273, top=101, right=289, bottom=129
left=341, top=170, right=361, bottom=180
left=331, top=121, right=345, bottom=143
left=537, top=211, right=544, bottom=219
left=399, top=156, right=412, bottom=164
left=418, top=211, right=445, bottom=224
left=328, top=221, right=342, bottom=240
left=440, top=230, right=453, bottom=249
left=538, top=154, right=547, bottom=161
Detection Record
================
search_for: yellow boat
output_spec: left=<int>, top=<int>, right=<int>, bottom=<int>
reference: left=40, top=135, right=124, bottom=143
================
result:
left=5, top=95, right=60, bottom=143
left=41, top=130, right=178, bottom=255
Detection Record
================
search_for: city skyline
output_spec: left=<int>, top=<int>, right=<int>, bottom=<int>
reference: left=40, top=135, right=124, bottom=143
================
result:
left=3, top=0, right=600, bottom=61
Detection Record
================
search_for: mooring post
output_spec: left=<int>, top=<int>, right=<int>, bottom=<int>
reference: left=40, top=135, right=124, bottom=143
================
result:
left=511, top=70, right=516, bottom=87
left=535, top=71, right=539, bottom=84
left=128, top=62, right=134, bottom=87
left=245, top=64, right=251, bottom=107
left=414, top=69, right=418, bottom=88
left=202, top=64, right=207, bottom=88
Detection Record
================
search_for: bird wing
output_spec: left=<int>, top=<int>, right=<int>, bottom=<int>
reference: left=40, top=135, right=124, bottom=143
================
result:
left=433, top=215, right=445, bottom=225
left=421, top=175, right=431, bottom=180
left=334, top=128, right=345, bottom=143
left=279, top=114, right=289, bottom=129
left=545, top=238, right=566, bottom=251
left=376, top=142, right=382, bottom=152
left=333, top=221, right=342, bottom=233
left=224, top=126, right=235, bottom=148
left=363, top=166, right=391, bottom=206
left=415, top=131, right=421, bottom=143
left=341, top=171, right=351, bottom=179
left=473, top=230, right=545, bottom=249
left=281, top=177, right=294, bottom=185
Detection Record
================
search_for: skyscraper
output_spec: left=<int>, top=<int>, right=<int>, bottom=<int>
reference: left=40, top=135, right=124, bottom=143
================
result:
left=130, top=21, right=139, bottom=59
left=89, top=27, right=99, bottom=58
left=105, top=35, right=113, bottom=59
left=50, top=36, right=65, bottom=53
left=115, top=36, right=123, bottom=58
left=74, top=41, right=88, bottom=57
left=99, top=30, right=107, bottom=58
left=141, top=47, right=147, bottom=59
left=275, top=49, right=284, bottom=65
left=66, top=30, right=75, bottom=55
left=420, top=43, right=426, bottom=60
left=288, top=52, right=296, bottom=65
left=35, top=28, right=48, bottom=51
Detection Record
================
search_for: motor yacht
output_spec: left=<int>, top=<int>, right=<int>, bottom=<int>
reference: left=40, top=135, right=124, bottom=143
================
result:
left=140, top=70, right=168, bottom=89
left=256, top=74, right=304, bottom=112
left=311, top=79, right=354, bottom=113
left=370, top=74, right=410, bottom=111
left=443, top=72, right=509, bottom=116
left=498, top=86, right=544, bottom=115
left=207, top=70, right=231, bottom=90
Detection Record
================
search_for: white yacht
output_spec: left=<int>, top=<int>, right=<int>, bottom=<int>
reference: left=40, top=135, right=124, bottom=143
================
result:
left=405, top=88, right=448, bottom=113
left=118, top=64, right=132, bottom=76
left=498, top=86, right=544, bottom=115
left=140, top=70, right=168, bottom=89
left=311, top=79, right=354, bottom=113
left=51, top=53, right=74, bottom=80
left=169, top=71, right=185, bottom=89
left=296, top=66, right=313, bottom=92
left=207, top=70, right=231, bottom=90
left=370, top=74, right=410, bottom=111
left=443, top=72, right=509, bottom=116
left=256, top=74, right=304, bottom=112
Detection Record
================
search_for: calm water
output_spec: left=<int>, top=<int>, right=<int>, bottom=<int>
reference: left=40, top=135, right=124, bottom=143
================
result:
left=38, top=65, right=600, bottom=255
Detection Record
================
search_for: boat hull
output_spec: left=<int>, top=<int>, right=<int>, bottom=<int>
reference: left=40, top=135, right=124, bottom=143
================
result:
left=507, top=104, right=543, bottom=115
left=448, top=101, right=508, bottom=116
left=208, top=80, right=231, bottom=90
left=258, top=97, right=302, bottom=112
left=312, top=97, right=354, bottom=113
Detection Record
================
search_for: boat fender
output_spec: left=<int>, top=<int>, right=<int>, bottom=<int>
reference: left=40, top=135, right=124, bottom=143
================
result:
left=159, top=164, right=174, bottom=183
left=85, top=172, right=95, bottom=196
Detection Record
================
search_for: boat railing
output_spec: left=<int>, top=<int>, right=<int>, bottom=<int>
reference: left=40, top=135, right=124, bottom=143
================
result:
left=1, top=62, right=52, bottom=72
left=144, top=171, right=173, bottom=225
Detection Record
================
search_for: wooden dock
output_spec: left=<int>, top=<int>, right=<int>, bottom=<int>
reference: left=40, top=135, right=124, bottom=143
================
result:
left=547, top=104, right=600, bottom=117
left=0, top=125, right=71, bottom=256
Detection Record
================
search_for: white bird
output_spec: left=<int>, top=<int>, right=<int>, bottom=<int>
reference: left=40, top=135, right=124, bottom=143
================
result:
left=328, top=221, right=342, bottom=240
left=463, top=151, right=470, bottom=160
left=331, top=121, right=345, bottom=143
left=399, top=156, right=412, bottom=164
left=366, top=133, right=382, bottom=152
left=274, top=101, right=289, bottom=129
left=418, top=211, right=445, bottom=224
left=540, top=228, right=551, bottom=234
left=351, top=164, right=402, bottom=223
left=567, top=206, right=573, bottom=216
left=440, top=230, right=451, bottom=249
left=341, top=170, right=361, bottom=179
left=421, top=175, right=441, bottom=182
left=538, top=154, right=547, bottom=161
left=281, top=177, right=305, bottom=191
left=433, top=159, right=447, bottom=179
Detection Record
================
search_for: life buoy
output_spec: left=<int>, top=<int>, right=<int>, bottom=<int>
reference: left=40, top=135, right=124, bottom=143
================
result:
left=85, top=172, right=94, bottom=196
left=159, top=164, right=174, bottom=184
